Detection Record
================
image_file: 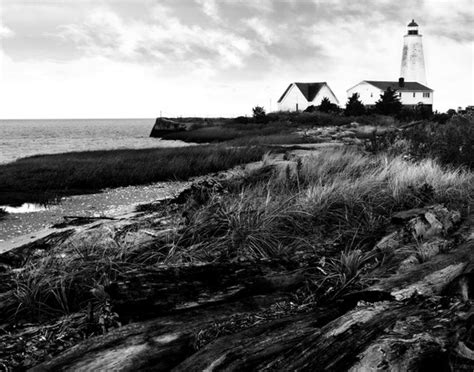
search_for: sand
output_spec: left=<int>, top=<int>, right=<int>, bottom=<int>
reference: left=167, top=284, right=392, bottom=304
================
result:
left=0, top=181, right=189, bottom=252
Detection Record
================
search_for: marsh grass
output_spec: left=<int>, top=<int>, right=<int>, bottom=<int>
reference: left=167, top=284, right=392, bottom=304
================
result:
left=0, top=145, right=266, bottom=205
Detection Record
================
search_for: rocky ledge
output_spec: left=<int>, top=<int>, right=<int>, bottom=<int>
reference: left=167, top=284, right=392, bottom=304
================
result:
left=0, top=154, right=473, bottom=371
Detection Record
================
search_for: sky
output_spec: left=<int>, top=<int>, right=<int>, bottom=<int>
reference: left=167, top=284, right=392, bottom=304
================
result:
left=0, top=0, right=472, bottom=118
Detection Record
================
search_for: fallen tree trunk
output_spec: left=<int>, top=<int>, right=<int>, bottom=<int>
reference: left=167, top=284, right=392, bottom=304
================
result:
left=105, top=260, right=305, bottom=320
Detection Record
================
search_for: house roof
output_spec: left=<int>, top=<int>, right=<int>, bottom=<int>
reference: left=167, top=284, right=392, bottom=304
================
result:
left=365, top=81, right=433, bottom=92
left=277, top=82, right=327, bottom=103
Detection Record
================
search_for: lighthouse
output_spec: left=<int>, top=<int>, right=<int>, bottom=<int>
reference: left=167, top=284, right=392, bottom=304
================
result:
left=400, top=19, right=427, bottom=85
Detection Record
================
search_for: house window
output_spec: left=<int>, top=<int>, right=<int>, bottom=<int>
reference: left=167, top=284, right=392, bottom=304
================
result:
left=399, top=92, right=402, bottom=98
left=423, top=92, right=430, bottom=98
left=413, top=92, right=416, bottom=97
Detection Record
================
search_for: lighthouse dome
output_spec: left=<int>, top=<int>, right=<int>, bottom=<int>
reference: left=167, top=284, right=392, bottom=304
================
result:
left=408, top=19, right=418, bottom=27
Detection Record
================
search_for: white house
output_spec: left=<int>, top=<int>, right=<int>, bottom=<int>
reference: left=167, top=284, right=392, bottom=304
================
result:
left=346, top=79, right=434, bottom=111
left=277, top=82, right=339, bottom=112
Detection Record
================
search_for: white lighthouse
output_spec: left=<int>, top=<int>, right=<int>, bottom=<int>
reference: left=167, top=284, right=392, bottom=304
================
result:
left=400, top=19, right=427, bottom=85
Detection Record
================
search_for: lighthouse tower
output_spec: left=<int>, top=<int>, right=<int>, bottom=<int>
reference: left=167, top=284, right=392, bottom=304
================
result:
left=400, top=19, right=427, bottom=85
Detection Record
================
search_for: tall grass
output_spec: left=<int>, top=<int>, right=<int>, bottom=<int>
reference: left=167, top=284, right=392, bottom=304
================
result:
left=177, top=148, right=473, bottom=261
left=0, top=145, right=266, bottom=205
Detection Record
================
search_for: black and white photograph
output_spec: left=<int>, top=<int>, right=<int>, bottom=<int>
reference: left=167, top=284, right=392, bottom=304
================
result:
left=0, top=0, right=473, bottom=370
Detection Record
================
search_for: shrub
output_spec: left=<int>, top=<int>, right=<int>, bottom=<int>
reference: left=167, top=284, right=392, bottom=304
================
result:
left=318, top=97, right=339, bottom=113
left=397, top=104, right=432, bottom=122
left=233, top=116, right=250, bottom=124
left=345, top=93, right=366, bottom=116
left=375, top=87, right=402, bottom=116
left=402, top=115, right=474, bottom=168
left=252, top=106, right=268, bottom=124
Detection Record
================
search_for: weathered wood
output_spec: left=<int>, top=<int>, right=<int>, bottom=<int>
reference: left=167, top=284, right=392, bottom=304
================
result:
left=105, top=261, right=305, bottom=320
left=368, top=238, right=474, bottom=300
left=30, top=301, right=344, bottom=372
left=173, top=299, right=473, bottom=372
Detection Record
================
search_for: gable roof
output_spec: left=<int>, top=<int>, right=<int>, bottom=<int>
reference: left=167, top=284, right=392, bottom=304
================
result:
left=365, top=81, right=433, bottom=92
left=278, top=82, right=327, bottom=103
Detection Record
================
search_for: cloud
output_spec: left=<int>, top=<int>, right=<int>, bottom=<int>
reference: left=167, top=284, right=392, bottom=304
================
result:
left=244, top=18, right=275, bottom=45
left=57, top=6, right=257, bottom=75
left=0, top=7, right=15, bottom=39
left=195, top=0, right=219, bottom=20
left=0, top=24, right=14, bottom=39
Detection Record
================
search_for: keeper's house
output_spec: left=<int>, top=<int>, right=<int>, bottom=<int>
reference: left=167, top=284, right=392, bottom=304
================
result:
left=347, top=78, right=433, bottom=111
left=277, top=82, right=339, bottom=112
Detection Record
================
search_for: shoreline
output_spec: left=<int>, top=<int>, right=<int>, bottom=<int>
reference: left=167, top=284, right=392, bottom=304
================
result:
left=0, top=180, right=190, bottom=250
left=0, top=144, right=267, bottom=206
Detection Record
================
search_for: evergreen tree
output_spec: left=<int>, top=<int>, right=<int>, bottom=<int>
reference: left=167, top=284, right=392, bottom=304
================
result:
left=318, top=97, right=338, bottom=113
left=344, top=93, right=366, bottom=116
left=252, top=106, right=267, bottom=123
left=375, top=87, right=402, bottom=115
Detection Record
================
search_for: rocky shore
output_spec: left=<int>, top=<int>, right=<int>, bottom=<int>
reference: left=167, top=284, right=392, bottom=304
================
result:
left=1, top=147, right=473, bottom=371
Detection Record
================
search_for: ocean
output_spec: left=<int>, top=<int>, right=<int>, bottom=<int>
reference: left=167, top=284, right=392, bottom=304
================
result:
left=0, top=118, right=188, bottom=163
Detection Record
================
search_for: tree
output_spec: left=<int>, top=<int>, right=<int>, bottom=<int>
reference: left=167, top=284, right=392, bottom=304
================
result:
left=318, top=97, right=338, bottom=113
left=252, top=106, right=267, bottom=123
left=447, top=109, right=457, bottom=117
left=375, top=87, right=402, bottom=115
left=344, top=93, right=366, bottom=116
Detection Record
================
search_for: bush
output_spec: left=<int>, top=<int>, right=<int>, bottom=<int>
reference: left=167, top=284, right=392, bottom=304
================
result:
left=345, top=93, right=366, bottom=116
left=402, top=115, right=474, bottom=168
left=318, top=97, right=339, bottom=113
left=397, top=104, right=432, bottom=122
left=233, top=116, right=250, bottom=124
left=252, top=106, right=268, bottom=124
left=375, top=87, right=402, bottom=116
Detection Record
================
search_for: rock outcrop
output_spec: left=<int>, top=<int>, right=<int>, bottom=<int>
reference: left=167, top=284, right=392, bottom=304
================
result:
left=149, top=118, right=192, bottom=138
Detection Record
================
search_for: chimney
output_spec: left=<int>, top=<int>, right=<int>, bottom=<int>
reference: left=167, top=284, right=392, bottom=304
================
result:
left=398, top=77, right=405, bottom=87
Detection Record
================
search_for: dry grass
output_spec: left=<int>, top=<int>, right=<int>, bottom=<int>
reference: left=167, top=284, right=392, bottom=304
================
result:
left=176, top=148, right=472, bottom=261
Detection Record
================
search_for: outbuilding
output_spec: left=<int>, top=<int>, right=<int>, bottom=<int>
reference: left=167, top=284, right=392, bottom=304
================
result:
left=277, top=82, right=339, bottom=112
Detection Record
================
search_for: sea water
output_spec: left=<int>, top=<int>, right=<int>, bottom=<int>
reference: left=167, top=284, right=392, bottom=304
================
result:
left=0, top=118, right=188, bottom=163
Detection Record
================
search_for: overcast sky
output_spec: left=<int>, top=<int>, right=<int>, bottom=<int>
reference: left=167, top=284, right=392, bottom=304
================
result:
left=0, top=0, right=472, bottom=118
